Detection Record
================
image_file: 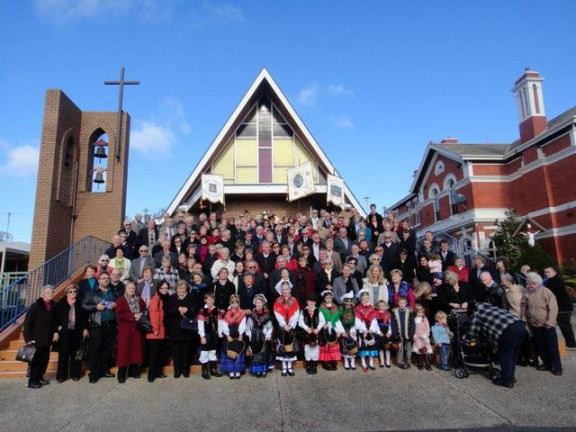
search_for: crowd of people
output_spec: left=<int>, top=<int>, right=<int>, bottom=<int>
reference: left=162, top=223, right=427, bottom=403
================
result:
left=22, top=205, right=574, bottom=389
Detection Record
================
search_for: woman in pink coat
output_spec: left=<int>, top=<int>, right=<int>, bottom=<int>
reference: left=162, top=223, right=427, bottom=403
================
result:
left=115, top=281, right=146, bottom=383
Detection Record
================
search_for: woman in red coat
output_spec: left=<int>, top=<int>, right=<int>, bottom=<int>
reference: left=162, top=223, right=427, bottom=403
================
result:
left=146, top=280, right=169, bottom=382
left=115, top=281, right=146, bottom=383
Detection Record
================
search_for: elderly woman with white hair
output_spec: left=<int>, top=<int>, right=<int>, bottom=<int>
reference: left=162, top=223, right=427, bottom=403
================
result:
left=23, top=285, right=56, bottom=389
left=94, top=254, right=113, bottom=278
left=525, top=271, right=563, bottom=376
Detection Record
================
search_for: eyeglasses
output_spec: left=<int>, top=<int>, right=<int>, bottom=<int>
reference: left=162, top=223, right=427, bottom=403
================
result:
left=67, top=290, right=77, bottom=293
left=384, top=236, right=391, bottom=239
left=140, top=249, right=149, bottom=253
left=101, top=259, right=109, bottom=262
left=376, top=249, right=383, bottom=252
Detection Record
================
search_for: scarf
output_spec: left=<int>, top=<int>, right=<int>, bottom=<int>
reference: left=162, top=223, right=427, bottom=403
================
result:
left=224, top=308, right=245, bottom=326
left=67, top=299, right=76, bottom=330
left=125, top=294, right=140, bottom=313
left=376, top=310, right=391, bottom=324
left=320, top=303, right=340, bottom=328
left=339, top=305, right=356, bottom=327
left=250, top=307, right=271, bottom=327
left=355, top=303, right=376, bottom=324
left=274, top=295, right=299, bottom=322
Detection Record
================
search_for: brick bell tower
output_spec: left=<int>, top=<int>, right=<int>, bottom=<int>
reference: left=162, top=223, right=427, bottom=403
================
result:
left=28, top=90, right=130, bottom=270
left=512, top=68, right=547, bottom=144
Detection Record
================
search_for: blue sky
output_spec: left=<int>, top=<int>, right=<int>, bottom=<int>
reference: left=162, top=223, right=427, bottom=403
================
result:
left=1, top=0, right=575, bottom=243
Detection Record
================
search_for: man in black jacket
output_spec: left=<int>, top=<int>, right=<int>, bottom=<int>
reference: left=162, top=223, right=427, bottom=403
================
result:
left=82, top=273, right=118, bottom=383
left=544, top=267, right=576, bottom=349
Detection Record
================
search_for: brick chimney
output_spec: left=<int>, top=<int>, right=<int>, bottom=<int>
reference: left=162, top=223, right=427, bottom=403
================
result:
left=440, top=137, right=458, bottom=144
left=512, top=68, right=547, bottom=144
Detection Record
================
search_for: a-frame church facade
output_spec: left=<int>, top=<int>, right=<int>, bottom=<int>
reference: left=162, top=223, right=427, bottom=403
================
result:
left=166, top=69, right=365, bottom=219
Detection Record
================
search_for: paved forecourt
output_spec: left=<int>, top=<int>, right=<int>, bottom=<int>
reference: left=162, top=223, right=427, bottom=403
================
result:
left=0, top=352, right=574, bottom=432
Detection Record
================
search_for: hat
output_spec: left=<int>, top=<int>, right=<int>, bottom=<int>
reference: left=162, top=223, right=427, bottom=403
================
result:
left=253, top=293, right=267, bottom=305
left=357, top=288, right=371, bottom=299
left=341, top=291, right=355, bottom=302
left=305, top=293, right=317, bottom=303
left=320, top=289, right=334, bottom=298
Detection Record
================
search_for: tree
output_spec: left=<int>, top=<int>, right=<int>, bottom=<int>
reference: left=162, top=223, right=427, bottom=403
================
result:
left=492, top=208, right=527, bottom=268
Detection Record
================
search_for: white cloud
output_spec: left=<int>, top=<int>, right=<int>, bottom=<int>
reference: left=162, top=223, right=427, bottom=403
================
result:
left=0, top=140, right=40, bottom=178
left=327, top=84, right=355, bottom=97
left=161, top=98, right=192, bottom=134
left=297, top=83, right=319, bottom=108
left=330, top=115, right=354, bottom=129
left=33, top=0, right=134, bottom=22
left=130, top=96, right=191, bottom=158
left=130, top=121, right=176, bottom=158
left=202, top=2, right=244, bottom=25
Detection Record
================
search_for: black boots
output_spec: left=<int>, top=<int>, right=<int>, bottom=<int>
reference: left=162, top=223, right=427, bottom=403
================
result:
left=202, top=363, right=211, bottom=380
left=210, top=361, right=222, bottom=377
left=425, top=354, right=432, bottom=371
left=117, top=366, right=127, bottom=383
left=417, top=355, right=424, bottom=370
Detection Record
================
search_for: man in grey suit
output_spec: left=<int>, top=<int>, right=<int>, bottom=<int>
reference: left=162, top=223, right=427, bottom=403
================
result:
left=129, top=246, right=155, bottom=283
left=348, top=243, right=367, bottom=274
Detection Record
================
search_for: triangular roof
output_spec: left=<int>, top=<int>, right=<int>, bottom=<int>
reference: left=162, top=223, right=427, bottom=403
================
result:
left=166, top=68, right=365, bottom=216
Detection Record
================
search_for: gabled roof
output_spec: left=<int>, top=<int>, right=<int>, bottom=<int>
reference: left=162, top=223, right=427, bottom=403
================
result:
left=165, top=68, right=365, bottom=216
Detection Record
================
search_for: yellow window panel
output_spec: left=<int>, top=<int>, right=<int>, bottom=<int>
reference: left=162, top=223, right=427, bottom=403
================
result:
left=237, top=167, right=258, bottom=184
left=273, top=166, right=289, bottom=184
left=273, top=138, right=294, bottom=166
left=213, top=138, right=234, bottom=178
left=236, top=138, right=257, bottom=166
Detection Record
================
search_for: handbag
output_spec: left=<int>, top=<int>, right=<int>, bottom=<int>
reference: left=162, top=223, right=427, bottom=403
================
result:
left=138, top=310, right=154, bottom=333
left=180, top=315, right=198, bottom=332
left=226, top=339, right=245, bottom=360
left=16, top=343, right=36, bottom=363
left=74, top=336, right=89, bottom=361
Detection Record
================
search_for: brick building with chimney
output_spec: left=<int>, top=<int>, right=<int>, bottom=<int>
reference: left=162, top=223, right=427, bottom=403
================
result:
left=389, top=69, right=576, bottom=264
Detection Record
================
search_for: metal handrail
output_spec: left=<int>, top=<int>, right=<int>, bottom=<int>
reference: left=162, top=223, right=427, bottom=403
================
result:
left=0, top=272, right=28, bottom=289
left=417, top=230, right=526, bottom=281
left=0, top=236, right=110, bottom=331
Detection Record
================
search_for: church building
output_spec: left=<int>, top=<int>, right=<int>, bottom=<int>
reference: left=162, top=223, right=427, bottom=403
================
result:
left=165, top=68, right=365, bottom=219
left=389, top=69, right=576, bottom=264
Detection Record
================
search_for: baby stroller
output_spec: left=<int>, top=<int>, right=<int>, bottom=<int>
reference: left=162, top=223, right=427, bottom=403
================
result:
left=448, top=308, right=497, bottom=379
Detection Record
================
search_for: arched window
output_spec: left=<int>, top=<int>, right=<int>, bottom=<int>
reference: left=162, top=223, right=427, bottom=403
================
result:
left=87, top=129, right=109, bottom=193
left=434, top=160, right=445, bottom=176
left=429, top=184, right=441, bottom=222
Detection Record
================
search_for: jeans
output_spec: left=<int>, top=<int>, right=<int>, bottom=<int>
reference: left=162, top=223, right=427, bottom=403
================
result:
left=437, top=344, right=450, bottom=369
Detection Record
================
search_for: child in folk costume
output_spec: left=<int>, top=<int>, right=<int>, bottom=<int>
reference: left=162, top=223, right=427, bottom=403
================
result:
left=355, top=289, right=379, bottom=372
left=413, top=304, right=433, bottom=370
left=246, top=294, right=273, bottom=378
left=273, top=281, right=300, bottom=376
left=319, top=290, right=343, bottom=371
left=197, top=291, right=223, bottom=380
left=339, top=291, right=361, bottom=370
left=374, top=300, right=392, bottom=368
left=431, top=310, right=452, bottom=371
left=220, top=294, right=247, bottom=379
left=298, top=293, right=326, bottom=375
left=390, top=296, right=415, bottom=369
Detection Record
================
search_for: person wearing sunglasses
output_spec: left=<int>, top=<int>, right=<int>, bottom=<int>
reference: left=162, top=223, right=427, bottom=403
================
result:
left=53, top=284, right=89, bottom=383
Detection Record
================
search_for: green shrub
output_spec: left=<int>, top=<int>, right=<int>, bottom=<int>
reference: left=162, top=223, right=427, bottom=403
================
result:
left=517, top=245, right=555, bottom=273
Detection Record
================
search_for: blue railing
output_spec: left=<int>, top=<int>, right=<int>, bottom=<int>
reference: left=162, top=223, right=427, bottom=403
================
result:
left=0, top=236, right=110, bottom=331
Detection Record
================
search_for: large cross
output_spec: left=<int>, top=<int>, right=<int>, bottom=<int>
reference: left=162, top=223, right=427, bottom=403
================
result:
left=104, top=66, right=140, bottom=160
